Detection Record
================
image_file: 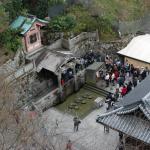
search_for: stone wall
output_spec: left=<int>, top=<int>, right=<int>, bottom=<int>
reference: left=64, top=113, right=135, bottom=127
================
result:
left=32, top=88, right=58, bottom=112
left=62, top=39, right=70, bottom=49
left=69, top=31, right=99, bottom=49
left=94, top=35, right=133, bottom=59
left=62, top=78, right=75, bottom=100
left=68, top=31, right=99, bottom=56
left=47, top=39, right=62, bottom=50
left=46, top=31, right=99, bottom=56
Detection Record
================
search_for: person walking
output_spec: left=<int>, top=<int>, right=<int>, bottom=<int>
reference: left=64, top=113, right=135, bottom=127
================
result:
left=66, top=140, right=72, bottom=150
left=76, top=119, right=81, bottom=131
left=104, top=125, right=109, bottom=133
left=73, top=117, right=81, bottom=132
left=55, top=119, right=59, bottom=128
left=73, top=117, right=77, bottom=132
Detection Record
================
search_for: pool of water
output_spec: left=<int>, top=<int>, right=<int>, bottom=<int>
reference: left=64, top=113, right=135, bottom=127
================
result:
left=55, top=88, right=104, bottom=119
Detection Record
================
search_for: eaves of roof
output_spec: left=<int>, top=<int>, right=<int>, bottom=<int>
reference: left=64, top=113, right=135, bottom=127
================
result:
left=97, top=114, right=150, bottom=144
left=10, top=16, right=48, bottom=35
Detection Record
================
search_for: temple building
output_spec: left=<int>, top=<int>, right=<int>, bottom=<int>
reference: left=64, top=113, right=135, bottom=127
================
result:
left=96, top=75, right=150, bottom=150
left=118, top=34, right=150, bottom=69
left=10, top=15, right=48, bottom=56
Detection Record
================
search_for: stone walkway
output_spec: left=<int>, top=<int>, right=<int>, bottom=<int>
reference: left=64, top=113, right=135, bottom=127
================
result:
left=43, top=104, right=119, bottom=150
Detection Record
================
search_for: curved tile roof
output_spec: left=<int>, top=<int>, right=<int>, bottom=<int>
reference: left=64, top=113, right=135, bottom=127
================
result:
left=122, top=75, right=150, bottom=107
left=10, top=15, right=48, bottom=35
left=97, top=113, right=150, bottom=144
left=117, top=34, right=150, bottom=63
left=97, top=75, right=150, bottom=144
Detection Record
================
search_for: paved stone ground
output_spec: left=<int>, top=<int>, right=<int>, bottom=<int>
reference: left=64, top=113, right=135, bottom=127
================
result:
left=43, top=104, right=119, bottom=150
left=96, top=79, right=117, bottom=93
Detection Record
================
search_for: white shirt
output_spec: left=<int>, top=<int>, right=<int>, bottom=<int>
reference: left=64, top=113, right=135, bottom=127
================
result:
left=111, top=73, right=115, bottom=80
left=105, top=74, right=110, bottom=80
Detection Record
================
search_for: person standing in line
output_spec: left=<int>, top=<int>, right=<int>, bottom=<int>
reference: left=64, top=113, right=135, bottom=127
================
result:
left=133, top=77, right=137, bottom=87
left=121, top=85, right=127, bottom=97
left=105, top=73, right=110, bottom=87
left=111, top=72, right=115, bottom=86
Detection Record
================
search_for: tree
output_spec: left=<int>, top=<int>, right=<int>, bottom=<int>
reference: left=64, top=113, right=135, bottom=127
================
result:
left=0, top=28, right=22, bottom=52
left=67, top=5, right=97, bottom=34
left=34, top=0, right=49, bottom=18
left=23, top=0, right=65, bottom=18
left=0, top=75, right=34, bottom=150
left=48, top=0, right=65, bottom=5
left=3, top=0, right=26, bottom=21
left=0, top=73, right=76, bottom=150
left=0, top=75, right=47, bottom=149
left=0, top=3, right=9, bottom=32
left=91, top=14, right=112, bottom=37
left=48, top=14, right=76, bottom=32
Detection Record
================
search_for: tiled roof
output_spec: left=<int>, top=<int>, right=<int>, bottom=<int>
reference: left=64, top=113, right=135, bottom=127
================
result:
left=117, top=34, right=150, bottom=63
left=139, top=104, right=150, bottom=120
left=36, top=51, right=74, bottom=74
left=36, top=51, right=65, bottom=73
left=97, top=100, right=150, bottom=144
left=122, top=75, right=150, bottom=107
left=97, top=113, right=150, bottom=144
left=96, top=75, right=150, bottom=144
left=117, top=105, right=139, bottom=115
left=10, top=16, right=48, bottom=35
left=116, top=103, right=150, bottom=120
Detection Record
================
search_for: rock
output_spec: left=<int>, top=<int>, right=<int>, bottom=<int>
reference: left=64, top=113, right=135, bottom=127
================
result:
left=81, top=100, right=86, bottom=104
left=88, top=96, right=93, bottom=99
left=74, top=106, right=79, bottom=110
left=70, top=103, right=77, bottom=106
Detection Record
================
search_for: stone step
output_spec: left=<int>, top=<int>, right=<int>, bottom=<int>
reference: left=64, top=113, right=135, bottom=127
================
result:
left=83, top=83, right=110, bottom=97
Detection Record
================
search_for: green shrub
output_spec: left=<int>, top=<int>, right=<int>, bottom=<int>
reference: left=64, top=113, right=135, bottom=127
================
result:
left=0, top=28, right=22, bottom=52
left=48, top=15, right=76, bottom=32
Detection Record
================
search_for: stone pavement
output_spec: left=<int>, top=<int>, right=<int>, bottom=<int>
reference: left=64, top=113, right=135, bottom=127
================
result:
left=43, top=104, right=119, bottom=150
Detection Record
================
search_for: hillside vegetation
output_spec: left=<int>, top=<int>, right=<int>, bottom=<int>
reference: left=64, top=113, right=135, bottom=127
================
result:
left=1, top=0, right=150, bottom=56
left=86, top=0, right=150, bottom=21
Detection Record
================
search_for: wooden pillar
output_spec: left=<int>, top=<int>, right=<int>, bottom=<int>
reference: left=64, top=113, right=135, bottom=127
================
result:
left=72, top=64, right=78, bottom=92
left=57, top=71, right=63, bottom=101
left=123, top=134, right=128, bottom=150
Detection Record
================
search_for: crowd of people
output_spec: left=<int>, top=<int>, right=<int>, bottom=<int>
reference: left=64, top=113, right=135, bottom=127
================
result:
left=60, top=52, right=149, bottom=110
left=61, top=51, right=102, bottom=85
left=104, top=55, right=149, bottom=110
left=75, top=51, right=101, bottom=72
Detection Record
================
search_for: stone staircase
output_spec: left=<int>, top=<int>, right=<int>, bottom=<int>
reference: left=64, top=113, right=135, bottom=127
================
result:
left=83, top=83, right=110, bottom=97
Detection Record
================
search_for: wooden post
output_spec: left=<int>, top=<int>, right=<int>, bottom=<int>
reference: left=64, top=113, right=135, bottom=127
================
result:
left=58, top=71, right=63, bottom=101
left=73, top=63, right=78, bottom=92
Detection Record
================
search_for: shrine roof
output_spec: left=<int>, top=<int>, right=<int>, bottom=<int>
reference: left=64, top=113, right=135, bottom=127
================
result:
left=10, top=15, right=48, bottom=35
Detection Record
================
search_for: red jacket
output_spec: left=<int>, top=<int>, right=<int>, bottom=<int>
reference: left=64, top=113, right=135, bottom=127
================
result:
left=114, top=71, right=119, bottom=81
left=121, top=87, right=127, bottom=96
